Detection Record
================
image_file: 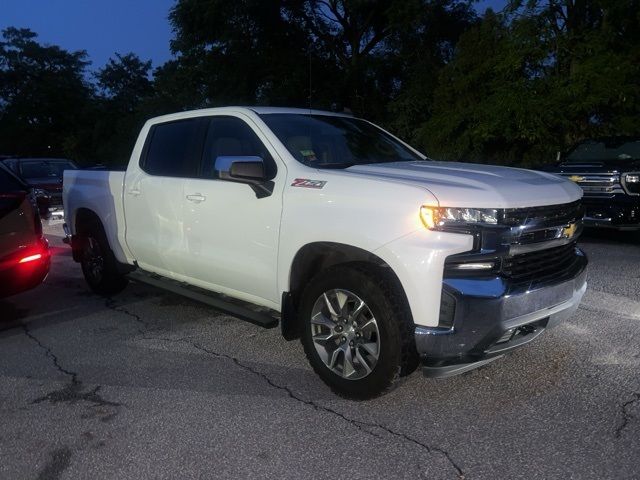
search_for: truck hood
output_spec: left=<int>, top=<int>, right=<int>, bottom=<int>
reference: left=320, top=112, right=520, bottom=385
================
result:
left=346, top=161, right=582, bottom=208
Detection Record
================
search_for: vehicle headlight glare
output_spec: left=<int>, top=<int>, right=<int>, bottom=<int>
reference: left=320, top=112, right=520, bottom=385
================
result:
left=420, top=206, right=499, bottom=230
left=626, top=174, right=639, bottom=183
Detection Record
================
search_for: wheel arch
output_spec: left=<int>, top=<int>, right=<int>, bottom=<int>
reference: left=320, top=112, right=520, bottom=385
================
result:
left=70, top=208, right=104, bottom=262
left=71, top=208, right=132, bottom=276
left=281, top=241, right=413, bottom=340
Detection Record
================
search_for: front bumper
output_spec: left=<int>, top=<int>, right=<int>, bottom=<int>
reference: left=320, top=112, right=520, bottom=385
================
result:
left=416, top=249, right=587, bottom=377
left=582, top=197, right=640, bottom=230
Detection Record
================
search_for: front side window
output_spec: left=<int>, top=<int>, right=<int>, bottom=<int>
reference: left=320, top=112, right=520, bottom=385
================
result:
left=143, top=119, right=203, bottom=177
left=200, top=116, right=276, bottom=179
left=260, top=113, right=423, bottom=169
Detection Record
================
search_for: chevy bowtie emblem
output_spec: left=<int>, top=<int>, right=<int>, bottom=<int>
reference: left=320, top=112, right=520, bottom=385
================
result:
left=563, top=223, right=577, bottom=238
left=568, top=175, right=585, bottom=182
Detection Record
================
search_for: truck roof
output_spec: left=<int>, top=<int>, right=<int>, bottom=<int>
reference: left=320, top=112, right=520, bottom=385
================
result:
left=147, top=106, right=353, bottom=125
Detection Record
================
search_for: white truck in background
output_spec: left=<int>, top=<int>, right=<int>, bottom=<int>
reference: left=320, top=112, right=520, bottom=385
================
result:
left=63, top=107, right=587, bottom=398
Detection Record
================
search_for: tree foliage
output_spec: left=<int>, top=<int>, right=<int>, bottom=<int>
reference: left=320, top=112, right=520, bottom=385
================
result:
left=0, top=27, right=93, bottom=158
left=0, top=1, right=639, bottom=167
left=421, top=0, right=640, bottom=164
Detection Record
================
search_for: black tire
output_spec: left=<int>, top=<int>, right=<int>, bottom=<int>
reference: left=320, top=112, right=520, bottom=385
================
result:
left=79, top=220, right=128, bottom=295
left=300, top=263, right=417, bottom=400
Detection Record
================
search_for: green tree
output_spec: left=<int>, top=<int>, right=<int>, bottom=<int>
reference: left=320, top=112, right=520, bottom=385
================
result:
left=168, top=0, right=315, bottom=108
left=91, top=53, right=154, bottom=166
left=420, top=1, right=640, bottom=165
left=0, top=27, right=95, bottom=159
left=167, top=0, right=477, bottom=122
left=97, top=53, right=153, bottom=112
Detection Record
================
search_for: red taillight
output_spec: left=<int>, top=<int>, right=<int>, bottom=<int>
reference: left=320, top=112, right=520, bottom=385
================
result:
left=19, top=253, right=43, bottom=264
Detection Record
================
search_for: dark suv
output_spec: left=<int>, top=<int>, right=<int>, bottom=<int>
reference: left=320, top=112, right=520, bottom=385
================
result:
left=0, top=163, right=51, bottom=298
left=1, top=158, right=78, bottom=218
left=545, top=138, right=640, bottom=230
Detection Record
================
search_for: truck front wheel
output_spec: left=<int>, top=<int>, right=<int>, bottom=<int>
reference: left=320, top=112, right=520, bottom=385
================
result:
left=300, top=264, right=413, bottom=399
left=80, top=222, right=128, bottom=295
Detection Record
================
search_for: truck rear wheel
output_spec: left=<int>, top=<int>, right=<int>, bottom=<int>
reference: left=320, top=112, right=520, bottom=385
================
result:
left=80, top=221, right=128, bottom=295
left=300, top=264, right=414, bottom=399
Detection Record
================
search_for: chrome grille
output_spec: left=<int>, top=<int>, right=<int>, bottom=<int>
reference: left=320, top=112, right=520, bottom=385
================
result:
left=559, top=172, right=624, bottom=198
left=501, top=200, right=582, bottom=227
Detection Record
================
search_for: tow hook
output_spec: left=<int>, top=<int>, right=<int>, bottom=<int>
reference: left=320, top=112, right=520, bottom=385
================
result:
left=518, top=324, right=537, bottom=336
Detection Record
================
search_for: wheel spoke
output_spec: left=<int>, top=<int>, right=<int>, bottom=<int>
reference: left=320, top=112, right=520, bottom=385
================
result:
left=323, top=292, right=339, bottom=318
left=335, top=290, right=349, bottom=315
left=310, top=311, right=336, bottom=329
left=313, top=331, right=339, bottom=343
left=328, top=347, right=341, bottom=370
left=359, top=341, right=379, bottom=360
left=342, top=345, right=356, bottom=378
left=360, top=317, right=377, bottom=332
left=350, top=299, right=366, bottom=321
left=355, top=347, right=373, bottom=374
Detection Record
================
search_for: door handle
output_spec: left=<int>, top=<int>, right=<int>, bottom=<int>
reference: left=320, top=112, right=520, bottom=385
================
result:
left=128, top=188, right=141, bottom=196
left=186, top=193, right=206, bottom=203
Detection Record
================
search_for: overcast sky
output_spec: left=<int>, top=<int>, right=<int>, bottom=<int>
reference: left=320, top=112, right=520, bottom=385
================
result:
left=1, top=0, right=508, bottom=72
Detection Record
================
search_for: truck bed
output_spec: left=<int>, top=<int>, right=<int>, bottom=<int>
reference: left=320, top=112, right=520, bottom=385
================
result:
left=63, top=169, right=130, bottom=264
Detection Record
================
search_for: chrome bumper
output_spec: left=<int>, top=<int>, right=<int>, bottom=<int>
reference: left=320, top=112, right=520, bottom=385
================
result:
left=417, top=252, right=587, bottom=378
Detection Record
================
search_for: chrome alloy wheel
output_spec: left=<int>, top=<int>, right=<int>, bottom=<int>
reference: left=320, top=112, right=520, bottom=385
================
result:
left=310, top=289, right=380, bottom=380
left=83, top=236, right=104, bottom=283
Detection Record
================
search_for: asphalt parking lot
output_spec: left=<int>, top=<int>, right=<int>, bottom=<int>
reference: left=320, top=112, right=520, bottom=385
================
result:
left=1, top=224, right=638, bottom=480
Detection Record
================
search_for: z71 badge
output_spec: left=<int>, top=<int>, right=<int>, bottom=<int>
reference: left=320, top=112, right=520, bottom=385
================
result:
left=291, top=178, right=327, bottom=189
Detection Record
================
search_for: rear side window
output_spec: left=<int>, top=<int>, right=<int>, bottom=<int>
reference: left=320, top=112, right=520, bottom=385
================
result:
left=143, top=119, right=204, bottom=177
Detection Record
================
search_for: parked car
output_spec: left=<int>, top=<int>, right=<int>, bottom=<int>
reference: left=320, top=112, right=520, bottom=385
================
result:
left=544, top=137, right=640, bottom=230
left=1, top=157, right=78, bottom=219
left=63, top=107, right=587, bottom=398
left=0, top=162, right=50, bottom=298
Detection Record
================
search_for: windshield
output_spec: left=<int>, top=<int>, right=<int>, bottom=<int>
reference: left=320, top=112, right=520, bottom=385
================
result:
left=260, top=114, right=423, bottom=168
left=566, top=139, right=640, bottom=162
left=19, top=159, right=76, bottom=179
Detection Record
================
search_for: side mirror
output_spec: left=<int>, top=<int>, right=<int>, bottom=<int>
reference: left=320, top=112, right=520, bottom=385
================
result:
left=215, top=156, right=266, bottom=185
left=214, top=156, right=274, bottom=198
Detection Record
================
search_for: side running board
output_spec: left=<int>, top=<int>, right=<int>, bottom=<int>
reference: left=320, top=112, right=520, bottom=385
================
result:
left=128, top=271, right=279, bottom=329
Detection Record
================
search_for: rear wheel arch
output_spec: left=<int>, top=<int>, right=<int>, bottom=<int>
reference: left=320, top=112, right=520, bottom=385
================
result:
left=74, top=208, right=103, bottom=235
left=74, top=208, right=129, bottom=295
left=71, top=208, right=103, bottom=262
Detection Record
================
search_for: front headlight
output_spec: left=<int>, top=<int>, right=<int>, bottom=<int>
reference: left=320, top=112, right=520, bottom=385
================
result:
left=622, top=172, right=640, bottom=195
left=420, top=206, right=499, bottom=230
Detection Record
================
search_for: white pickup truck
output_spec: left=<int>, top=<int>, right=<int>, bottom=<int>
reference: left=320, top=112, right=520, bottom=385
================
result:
left=64, top=107, right=587, bottom=398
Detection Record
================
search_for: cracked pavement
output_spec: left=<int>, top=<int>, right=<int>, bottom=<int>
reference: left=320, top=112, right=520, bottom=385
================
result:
left=0, top=225, right=638, bottom=479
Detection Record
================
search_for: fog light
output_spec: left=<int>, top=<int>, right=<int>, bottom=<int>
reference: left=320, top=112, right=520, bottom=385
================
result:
left=626, top=174, right=639, bottom=183
left=450, top=262, right=495, bottom=270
